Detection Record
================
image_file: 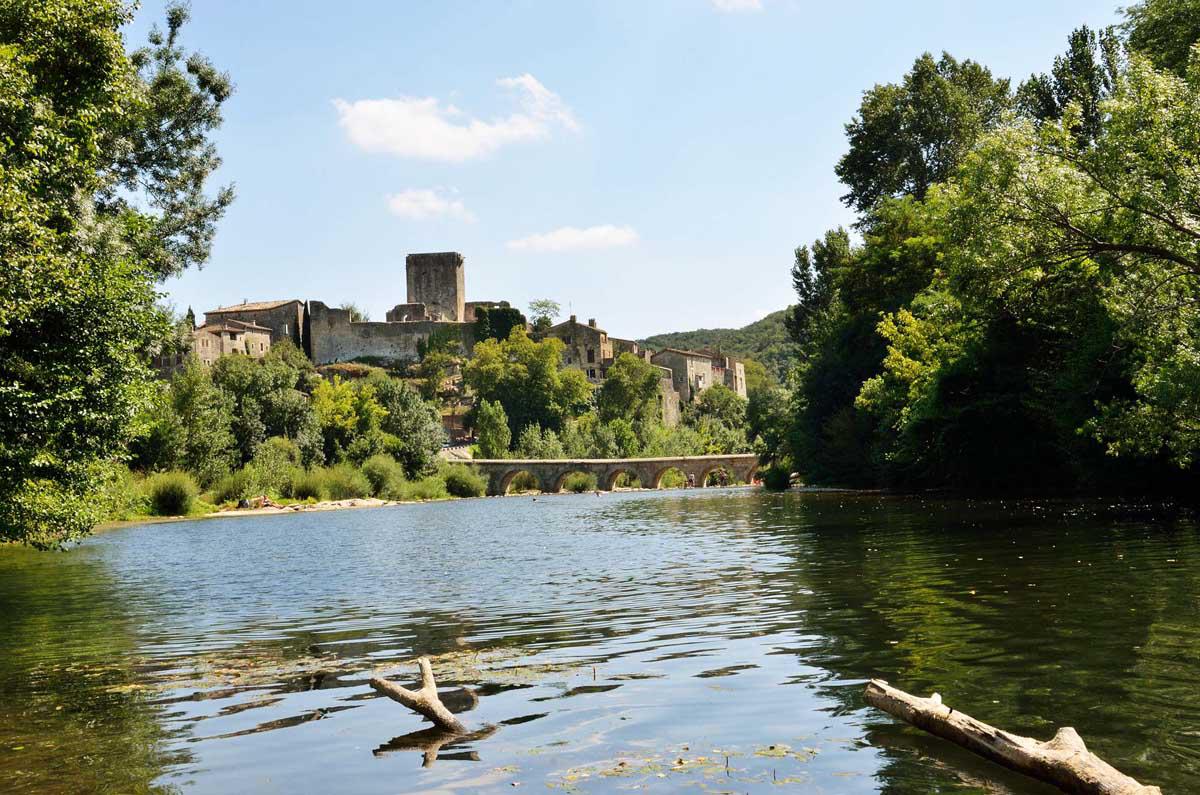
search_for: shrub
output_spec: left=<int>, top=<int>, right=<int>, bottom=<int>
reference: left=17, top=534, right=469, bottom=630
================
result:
left=659, top=469, right=686, bottom=488
left=442, top=465, right=486, bottom=498
left=145, top=471, right=198, bottom=516
left=362, top=454, right=406, bottom=499
left=401, top=475, right=448, bottom=501
left=562, top=472, right=597, bottom=493
left=212, top=469, right=255, bottom=504
left=322, top=463, right=371, bottom=500
left=508, top=471, right=540, bottom=493
left=291, top=469, right=328, bottom=501
left=760, top=464, right=792, bottom=491
left=99, top=465, right=150, bottom=521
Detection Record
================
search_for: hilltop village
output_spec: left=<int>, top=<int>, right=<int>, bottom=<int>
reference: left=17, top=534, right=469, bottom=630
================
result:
left=157, top=252, right=746, bottom=436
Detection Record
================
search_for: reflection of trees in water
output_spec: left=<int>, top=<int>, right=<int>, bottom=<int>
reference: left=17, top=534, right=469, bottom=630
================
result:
left=0, top=548, right=188, bottom=793
left=739, top=495, right=1199, bottom=791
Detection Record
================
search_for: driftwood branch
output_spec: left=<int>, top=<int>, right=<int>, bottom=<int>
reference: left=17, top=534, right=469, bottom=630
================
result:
left=369, top=657, right=467, bottom=734
left=864, top=680, right=1160, bottom=795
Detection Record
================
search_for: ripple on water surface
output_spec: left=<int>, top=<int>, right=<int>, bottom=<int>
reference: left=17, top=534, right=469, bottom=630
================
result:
left=0, top=490, right=1196, bottom=793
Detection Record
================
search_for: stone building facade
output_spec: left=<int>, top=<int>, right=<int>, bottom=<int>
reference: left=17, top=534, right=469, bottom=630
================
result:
left=154, top=319, right=272, bottom=376
left=204, top=299, right=304, bottom=350
left=650, top=348, right=747, bottom=403
left=545, top=316, right=614, bottom=383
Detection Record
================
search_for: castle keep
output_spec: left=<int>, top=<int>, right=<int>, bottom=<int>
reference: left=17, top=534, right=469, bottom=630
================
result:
left=179, top=251, right=745, bottom=424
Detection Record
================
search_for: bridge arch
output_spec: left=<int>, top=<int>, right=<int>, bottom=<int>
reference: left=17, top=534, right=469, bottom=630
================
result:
left=650, top=465, right=690, bottom=489
left=497, top=468, right=545, bottom=495
left=603, top=466, right=639, bottom=490
left=551, top=469, right=599, bottom=493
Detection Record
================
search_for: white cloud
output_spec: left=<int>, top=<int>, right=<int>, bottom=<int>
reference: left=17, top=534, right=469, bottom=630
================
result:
left=334, top=74, right=578, bottom=162
left=385, top=189, right=474, bottom=222
left=507, top=225, right=639, bottom=253
left=712, top=0, right=762, bottom=11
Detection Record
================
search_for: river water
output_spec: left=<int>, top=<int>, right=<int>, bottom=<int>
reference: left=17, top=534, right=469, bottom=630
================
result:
left=0, top=489, right=1196, bottom=793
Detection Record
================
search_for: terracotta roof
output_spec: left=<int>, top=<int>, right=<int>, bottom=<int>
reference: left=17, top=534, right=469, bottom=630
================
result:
left=207, top=299, right=300, bottom=313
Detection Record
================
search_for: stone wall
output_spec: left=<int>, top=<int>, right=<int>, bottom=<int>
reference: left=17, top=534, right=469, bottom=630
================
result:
left=657, top=369, right=681, bottom=427
left=385, top=303, right=429, bottom=322
left=307, top=301, right=474, bottom=366
left=406, top=252, right=465, bottom=322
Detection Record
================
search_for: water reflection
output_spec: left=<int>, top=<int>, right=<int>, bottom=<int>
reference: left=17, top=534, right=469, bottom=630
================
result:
left=0, top=491, right=1194, bottom=792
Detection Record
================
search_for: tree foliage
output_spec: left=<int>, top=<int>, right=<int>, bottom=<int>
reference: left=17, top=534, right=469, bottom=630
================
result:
left=835, top=52, right=1011, bottom=212
left=775, top=17, right=1200, bottom=491
left=1123, top=0, right=1200, bottom=76
left=464, top=328, right=593, bottom=439
left=0, top=1, right=232, bottom=545
left=474, top=399, right=511, bottom=459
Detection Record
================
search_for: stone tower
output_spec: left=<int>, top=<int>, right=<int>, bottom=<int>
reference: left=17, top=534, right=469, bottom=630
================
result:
left=406, top=252, right=465, bottom=322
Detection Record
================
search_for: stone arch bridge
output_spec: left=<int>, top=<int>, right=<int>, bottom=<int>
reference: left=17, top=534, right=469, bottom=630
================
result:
left=471, top=454, right=759, bottom=496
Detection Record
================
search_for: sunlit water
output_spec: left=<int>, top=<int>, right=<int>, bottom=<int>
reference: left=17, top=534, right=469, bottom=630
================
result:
left=0, top=490, right=1196, bottom=793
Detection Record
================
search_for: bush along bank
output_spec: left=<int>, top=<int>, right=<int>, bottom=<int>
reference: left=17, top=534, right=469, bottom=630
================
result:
left=100, top=452, right=488, bottom=521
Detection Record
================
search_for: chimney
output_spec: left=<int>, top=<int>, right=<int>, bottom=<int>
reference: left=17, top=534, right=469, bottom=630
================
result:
left=569, top=314, right=577, bottom=323
left=588, top=318, right=597, bottom=328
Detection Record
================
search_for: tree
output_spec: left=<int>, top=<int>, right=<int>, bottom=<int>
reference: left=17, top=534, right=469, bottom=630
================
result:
left=932, top=54, right=1200, bottom=470
left=369, top=373, right=444, bottom=476
left=474, top=400, right=511, bottom=458
left=786, top=228, right=851, bottom=347
left=528, top=298, right=561, bottom=335
left=473, top=303, right=526, bottom=343
left=515, top=424, right=566, bottom=459
left=1016, top=26, right=1121, bottom=144
left=463, top=328, right=594, bottom=437
left=597, top=353, right=662, bottom=426
left=310, top=375, right=386, bottom=462
left=0, top=0, right=232, bottom=545
left=339, top=302, right=369, bottom=322
left=835, top=52, right=1010, bottom=212
left=1123, top=0, right=1200, bottom=77
left=168, top=361, right=237, bottom=487
left=694, top=384, right=748, bottom=429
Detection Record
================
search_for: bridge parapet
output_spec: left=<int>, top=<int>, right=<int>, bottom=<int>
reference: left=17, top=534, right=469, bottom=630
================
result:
left=468, top=454, right=758, bottom=496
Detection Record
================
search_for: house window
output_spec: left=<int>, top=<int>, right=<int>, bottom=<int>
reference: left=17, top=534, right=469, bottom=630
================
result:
left=588, top=368, right=596, bottom=379
left=283, top=323, right=289, bottom=335
left=260, top=343, right=264, bottom=352
left=587, top=348, right=595, bottom=363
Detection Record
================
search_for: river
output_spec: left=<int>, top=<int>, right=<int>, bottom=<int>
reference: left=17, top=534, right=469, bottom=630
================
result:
left=0, top=489, right=1195, bottom=793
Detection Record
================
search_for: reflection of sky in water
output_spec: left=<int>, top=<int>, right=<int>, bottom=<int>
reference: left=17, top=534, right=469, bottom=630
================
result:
left=0, top=490, right=1194, bottom=793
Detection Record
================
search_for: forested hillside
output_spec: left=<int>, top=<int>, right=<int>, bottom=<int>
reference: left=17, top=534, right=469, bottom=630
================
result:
left=642, top=309, right=795, bottom=380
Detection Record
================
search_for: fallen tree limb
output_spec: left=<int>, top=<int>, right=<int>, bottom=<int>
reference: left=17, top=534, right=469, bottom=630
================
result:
left=863, top=680, right=1160, bottom=795
left=369, top=657, right=467, bottom=734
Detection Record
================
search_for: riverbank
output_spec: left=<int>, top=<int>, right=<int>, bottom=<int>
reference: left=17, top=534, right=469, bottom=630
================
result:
left=97, top=496, right=406, bottom=530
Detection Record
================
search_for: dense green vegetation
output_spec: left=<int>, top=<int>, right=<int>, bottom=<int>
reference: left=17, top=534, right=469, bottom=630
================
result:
left=642, top=310, right=796, bottom=382
left=762, top=0, right=1200, bottom=494
left=0, top=1, right=232, bottom=546
left=105, top=339, right=479, bottom=518
left=464, top=330, right=755, bottom=462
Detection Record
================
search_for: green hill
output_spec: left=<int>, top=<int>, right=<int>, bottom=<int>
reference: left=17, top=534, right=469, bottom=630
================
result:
left=641, top=308, right=796, bottom=381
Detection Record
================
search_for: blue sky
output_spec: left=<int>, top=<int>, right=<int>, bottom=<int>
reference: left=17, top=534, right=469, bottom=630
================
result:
left=133, top=0, right=1121, bottom=339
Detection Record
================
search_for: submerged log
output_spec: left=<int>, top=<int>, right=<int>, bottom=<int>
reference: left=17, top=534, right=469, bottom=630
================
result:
left=369, top=657, right=467, bottom=734
left=863, top=680, right=1160, bottom=795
